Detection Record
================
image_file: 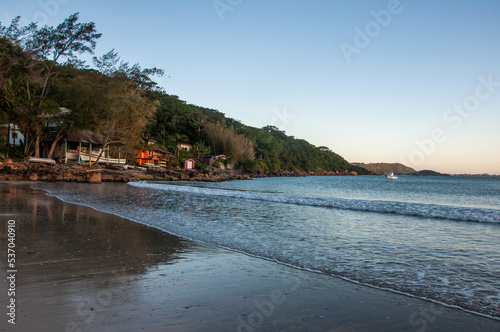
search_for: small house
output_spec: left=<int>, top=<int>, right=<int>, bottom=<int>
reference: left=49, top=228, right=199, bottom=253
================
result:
left=202, top=154, right=227, bottom=166
left=141, top=137, right=157, bottom=146
left=41, top=130, right=126, bottom=164
left=45, top=107, right=71, bottom=128
left=134, top=138, right=171, bottom=166
left=134, top=148, right=170, bottom=166
left=0, top=124, right=24, bottom=146
left=184, top=159, right=195, bottom=170
left=178, top=142, right=192, bottom=152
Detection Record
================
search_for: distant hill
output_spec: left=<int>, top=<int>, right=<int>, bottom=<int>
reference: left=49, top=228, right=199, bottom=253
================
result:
left=413, top=170, right=448, bottom=176
left=352, top=162, right=416, bottom=175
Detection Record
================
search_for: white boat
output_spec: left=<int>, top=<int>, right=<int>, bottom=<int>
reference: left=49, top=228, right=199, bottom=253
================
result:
left=29, top=157, right=56, bottom=165
left=385, top=172, right=398, bottom=179
left=142, top=163, right=160, bottom=168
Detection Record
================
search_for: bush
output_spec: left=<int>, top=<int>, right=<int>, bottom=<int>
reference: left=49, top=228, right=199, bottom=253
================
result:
left=0, top=143, right=25, bottom=160
left=265, top=161, right=280, bottom=171
left=128, top=159, right=140, bottom=166
left=195, top=161, right=207, bottom=170
left=240, top=159, right=269, bottom=172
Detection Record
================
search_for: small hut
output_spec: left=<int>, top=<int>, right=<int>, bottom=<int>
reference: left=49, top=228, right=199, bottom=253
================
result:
left=41, top=130, right=126, bottom=164
left=184, top=159, right=195, bottom=170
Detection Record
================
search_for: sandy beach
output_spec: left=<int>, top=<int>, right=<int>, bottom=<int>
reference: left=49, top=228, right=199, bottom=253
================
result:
left=0, top=182, right=499, bottom=331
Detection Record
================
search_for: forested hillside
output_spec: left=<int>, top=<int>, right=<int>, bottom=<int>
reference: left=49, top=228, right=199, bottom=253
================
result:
left=147, top=92, right=370, bottom=173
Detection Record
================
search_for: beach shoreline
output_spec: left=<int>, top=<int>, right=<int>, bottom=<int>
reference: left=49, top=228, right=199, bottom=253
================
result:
left=0, top=181, right=499, bottom=331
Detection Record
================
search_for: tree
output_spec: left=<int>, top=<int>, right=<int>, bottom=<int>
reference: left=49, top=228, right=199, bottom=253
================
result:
left=204, top=122, right=254, bottom=163
left=44, top=108, right=73, bottom=158
left=91, top=80, right=157, bottom=166
left=0, top=38, right=31, bottom=155
left=93, top=49, right=166, bottom=95
left=115, top=62, right=165, bottom=92
left=2, top=13, right=101, bottom=157
left=318, top=146, right=332, bottom=153
left=92, top=48, right=120, bottom=75
left=193, top=140, right=211, bottom=159
left=170, top=133, right=189, bottom=158
left=262, top=125, right=285, bottom=137
left=0, top=16, right=37, bottom=45
left=44, top=62, right=157, bottom=165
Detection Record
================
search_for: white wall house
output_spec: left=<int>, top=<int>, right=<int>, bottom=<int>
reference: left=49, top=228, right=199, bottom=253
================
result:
left=178, top=143, right=192, bottom=152
left=0, top=124, right=24, bottom=146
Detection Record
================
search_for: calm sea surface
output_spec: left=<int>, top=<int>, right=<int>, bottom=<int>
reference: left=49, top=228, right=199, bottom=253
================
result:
left=34, top=175, right=500, bottom=319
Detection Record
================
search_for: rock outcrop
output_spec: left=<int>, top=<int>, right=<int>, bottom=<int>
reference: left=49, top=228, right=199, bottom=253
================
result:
left=0, top=161, right=253, bottom=183
left=0, top=160, right=359, bottom=184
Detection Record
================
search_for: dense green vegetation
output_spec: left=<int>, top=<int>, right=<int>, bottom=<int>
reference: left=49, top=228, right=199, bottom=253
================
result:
left=0, top=13, right=370, bottom=174
left=147, top=92, right=370, bottom=173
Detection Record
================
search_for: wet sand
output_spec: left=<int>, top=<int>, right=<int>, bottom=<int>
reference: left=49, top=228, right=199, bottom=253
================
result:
left=0, top=182, right=499, bottom=331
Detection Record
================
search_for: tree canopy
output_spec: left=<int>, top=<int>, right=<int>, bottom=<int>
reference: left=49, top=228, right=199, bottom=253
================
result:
left=0, top=14, right=159, bottom=160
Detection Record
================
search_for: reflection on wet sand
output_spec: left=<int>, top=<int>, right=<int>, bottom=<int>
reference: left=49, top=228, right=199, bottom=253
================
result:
left=0, top=183, right=195, bottom=331
left=1, top=183, right=193, bottom=271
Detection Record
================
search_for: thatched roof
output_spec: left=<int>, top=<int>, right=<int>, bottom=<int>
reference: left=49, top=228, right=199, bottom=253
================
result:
left=65, top=130, right=106, bottom=145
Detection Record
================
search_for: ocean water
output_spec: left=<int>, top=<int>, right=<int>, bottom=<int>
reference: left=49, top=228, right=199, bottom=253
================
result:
left=34, top=175, right=500, bottom=319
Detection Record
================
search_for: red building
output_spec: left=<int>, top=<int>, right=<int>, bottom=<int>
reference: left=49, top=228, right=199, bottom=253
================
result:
left=184, top=159, right=195, bottom=170
left=134, top=138, right=171, bottom=166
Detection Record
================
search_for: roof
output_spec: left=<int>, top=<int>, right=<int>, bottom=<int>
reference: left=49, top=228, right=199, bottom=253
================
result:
left=44, top=107, right=72, bottom=118
left=65, top=130, right=106, bottom=145
left=0, top=123, right=21, bottom=130
left=140, top=136, right=157, bottom=143
left=43, top=130, right=124, bottom=146
left=204, top=154, right=226, bottom=158
left=139, top=145, right=169, bottom=153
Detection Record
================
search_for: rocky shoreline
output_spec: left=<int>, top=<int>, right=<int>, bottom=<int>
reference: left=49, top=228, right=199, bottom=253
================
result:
left=0, top=159, right=358, bottom=183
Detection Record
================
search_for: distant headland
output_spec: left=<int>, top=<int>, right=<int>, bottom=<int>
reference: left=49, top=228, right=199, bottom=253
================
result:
left=352, top=163, right=499, bottom=177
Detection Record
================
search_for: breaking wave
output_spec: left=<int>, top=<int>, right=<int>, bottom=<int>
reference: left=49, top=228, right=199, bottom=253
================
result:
left=129, top=182, right=500, bottom=224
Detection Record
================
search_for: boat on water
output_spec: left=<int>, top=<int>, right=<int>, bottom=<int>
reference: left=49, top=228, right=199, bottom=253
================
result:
left=385, top=172, right=398, bottom=179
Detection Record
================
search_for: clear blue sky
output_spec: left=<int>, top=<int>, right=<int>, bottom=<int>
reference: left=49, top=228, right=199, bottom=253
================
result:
left=2, top=0, right=500, bottom=174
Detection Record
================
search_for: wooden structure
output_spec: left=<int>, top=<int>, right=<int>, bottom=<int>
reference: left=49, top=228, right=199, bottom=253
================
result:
left=178, top=142, right=192, bottom=152
left=0, top=124, right=24, bottom=146
left=41, top=130, right=126, bottom=164
left=184, top=159, right=195, bottom=170
left=202, top=154, right=227, bottom=166
left=134, top=138, right=171, bottom=166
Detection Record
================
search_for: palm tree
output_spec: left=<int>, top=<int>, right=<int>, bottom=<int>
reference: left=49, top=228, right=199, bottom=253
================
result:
left=193, top=140, right=211, bottom=159
left=170, top=133, right=189, bottom=158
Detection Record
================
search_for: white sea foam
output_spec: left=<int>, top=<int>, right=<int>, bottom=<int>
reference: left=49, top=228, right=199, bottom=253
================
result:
left=129, top=182, right=500, bottom=224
